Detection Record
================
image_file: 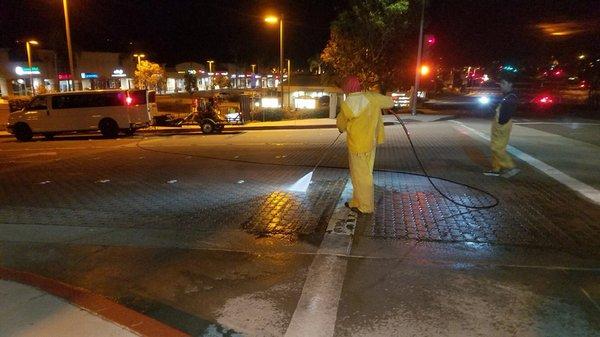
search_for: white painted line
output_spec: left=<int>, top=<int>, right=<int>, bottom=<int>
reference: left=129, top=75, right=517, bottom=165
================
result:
left=580, top=287, right=600, bottom=313
left=452, top=121, right=600, bottom=205
left=514, top=122, right=600, bottom=126
left=167, top=179, right=178, bottom=184
left=284, top=180, right=354, bottom=337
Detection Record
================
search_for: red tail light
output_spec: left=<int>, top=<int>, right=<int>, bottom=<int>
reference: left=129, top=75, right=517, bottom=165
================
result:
left=125, top=96, right=133, bottom=105
left=533, top=95, right=554, bottom=105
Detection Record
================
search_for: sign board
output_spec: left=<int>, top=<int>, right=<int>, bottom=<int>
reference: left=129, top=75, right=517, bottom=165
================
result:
left=80, top=72, right=99, bottom=79
left=15, top=66, right=41, bottom=76
left=58, top=73, right=72, bottom=80
left=112, top=69, right=126, bottom=77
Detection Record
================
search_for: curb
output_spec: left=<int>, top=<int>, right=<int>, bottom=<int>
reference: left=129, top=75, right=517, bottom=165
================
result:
left=139, top=124, right=337, bottom=134
left=0, top=266, right=190, bottom=337
left=0, top=124, right=338, bottom=139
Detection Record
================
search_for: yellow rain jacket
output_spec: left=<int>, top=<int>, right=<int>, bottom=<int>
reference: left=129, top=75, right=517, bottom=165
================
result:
left=337, top=92, right=393, bottom=213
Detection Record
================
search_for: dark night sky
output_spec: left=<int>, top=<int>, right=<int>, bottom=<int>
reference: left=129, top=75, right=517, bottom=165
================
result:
left=1, top=0, right=599, bottom=69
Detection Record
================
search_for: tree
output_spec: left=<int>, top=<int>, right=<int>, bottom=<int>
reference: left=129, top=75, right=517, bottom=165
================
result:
left=134, top=60, right=165, bottom=90
left=213, top=75, right=230, bottom=89
left=321, top=0, right=417, bottom=91
left=184, top=72, right=198, bottom=93
left=307, top=54, right=323, bottom=74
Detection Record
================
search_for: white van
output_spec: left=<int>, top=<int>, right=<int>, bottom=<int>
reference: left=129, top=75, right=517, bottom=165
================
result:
left=7, top=89, right=157, bottom=141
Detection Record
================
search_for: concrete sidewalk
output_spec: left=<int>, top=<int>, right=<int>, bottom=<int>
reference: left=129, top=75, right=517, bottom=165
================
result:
left=0, top=268, right=189, bottom=337
left=0, top=113, right=455, bottom=139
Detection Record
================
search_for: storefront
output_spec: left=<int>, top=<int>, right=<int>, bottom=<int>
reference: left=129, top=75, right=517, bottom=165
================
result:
left=7, top=64, right=55, bottom=96
left=110, top=68, right=134, bottom=89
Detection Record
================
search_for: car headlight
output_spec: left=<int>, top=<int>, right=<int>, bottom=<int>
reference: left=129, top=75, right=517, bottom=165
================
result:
left=478, top=96, right=490, bottom=105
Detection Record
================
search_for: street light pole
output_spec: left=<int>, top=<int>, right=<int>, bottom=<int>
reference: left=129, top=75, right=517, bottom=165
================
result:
left=133, top=53, right=146, bottom=65
left=264, top=15, right=285, bottom=108
left=62, top=0, right=75, bottom=91
left=251, top=64, right=256, bottom=73
left=26, top=40, right=38, bottom=96
left=411, top=0, right=426, bottom=116
left=287, top=59, right=291, bottom=108
left=279, top=15, right=284, bottom=108
left=207, top=60, right=214, bottom=90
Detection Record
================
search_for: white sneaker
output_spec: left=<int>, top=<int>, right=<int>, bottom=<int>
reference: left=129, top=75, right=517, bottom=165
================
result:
left=502, top=168, right=520, bottom=178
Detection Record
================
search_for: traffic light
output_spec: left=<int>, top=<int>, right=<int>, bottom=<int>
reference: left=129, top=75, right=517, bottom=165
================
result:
left=425, top=34, right=436, bottom=46
left=423, top=34, right=436, bottom=59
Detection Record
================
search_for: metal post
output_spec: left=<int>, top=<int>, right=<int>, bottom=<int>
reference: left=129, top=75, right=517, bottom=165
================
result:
left=287, top=59, right=291, bottom=108
left=62, top=0, right=75, bottom=91
left=280, top=15, right=284, bottom=109
left=26, top=42, right=34, bottom=96
left=411, top=0, right=426, bottom=116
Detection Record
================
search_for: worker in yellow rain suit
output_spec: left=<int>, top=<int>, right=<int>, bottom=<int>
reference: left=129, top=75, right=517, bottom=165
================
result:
left=336, top=76, right=393, bottom=214
left=484, top=72, right=520, bottom=178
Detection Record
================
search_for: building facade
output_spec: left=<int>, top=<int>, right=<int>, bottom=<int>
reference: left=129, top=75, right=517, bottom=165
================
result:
left=0, top=48, right=136, bottom=97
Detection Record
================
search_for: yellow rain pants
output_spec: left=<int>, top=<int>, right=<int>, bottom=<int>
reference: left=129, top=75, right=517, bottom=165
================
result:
left=337, top=92, right=393, bottom=213
left=348, top=148, right=377, bottom=213
left=490, top=112, right=515, bottom=172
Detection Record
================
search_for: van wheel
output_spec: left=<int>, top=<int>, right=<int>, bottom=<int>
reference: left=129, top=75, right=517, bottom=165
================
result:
left=201, top=121, right=214, bottom=134
left=14, top=123, right=33, bottom=142
left=99, top=119, right=119, bottom=138
left=43, top=133, right=55, bottom=140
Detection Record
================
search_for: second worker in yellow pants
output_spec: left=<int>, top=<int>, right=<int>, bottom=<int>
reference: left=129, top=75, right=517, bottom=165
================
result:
left=336, top=76, right=393, bottom=214
left=484, top=71, right=520, bottom=178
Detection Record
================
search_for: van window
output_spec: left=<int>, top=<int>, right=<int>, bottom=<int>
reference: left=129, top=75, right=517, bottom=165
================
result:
left=27, top=96, right=47, bottom=110
left=129, top=90, right=147, bottom=105
left=52, top=93, right=125, bottom=109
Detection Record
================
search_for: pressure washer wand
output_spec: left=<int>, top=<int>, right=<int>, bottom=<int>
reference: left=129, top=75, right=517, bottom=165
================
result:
left=288, top=132, right=342, bottom=192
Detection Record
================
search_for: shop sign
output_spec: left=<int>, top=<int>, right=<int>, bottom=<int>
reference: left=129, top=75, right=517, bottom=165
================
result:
left=81, top=72, right=99, bottom=79
left=58, top=73, right=72, bottom=80
left=112, top=69, right=126, bottom=77
left=15, top=66, right=41, bottom=75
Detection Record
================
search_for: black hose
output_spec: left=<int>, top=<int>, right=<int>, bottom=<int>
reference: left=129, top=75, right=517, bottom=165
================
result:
left=391, top=113, right=499, bottom=209
left=136, top=124, right=498, bottom=211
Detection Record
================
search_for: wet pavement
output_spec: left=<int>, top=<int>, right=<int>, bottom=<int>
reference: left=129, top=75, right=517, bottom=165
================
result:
left=0, top=115, right=598, bottom=336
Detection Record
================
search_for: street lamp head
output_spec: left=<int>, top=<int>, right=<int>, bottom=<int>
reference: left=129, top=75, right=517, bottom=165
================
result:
left=27, top=40, right=39, bottom=45
left=264, top=16, right=279, bottom=24
left=133, top=53, right=146, bottom=58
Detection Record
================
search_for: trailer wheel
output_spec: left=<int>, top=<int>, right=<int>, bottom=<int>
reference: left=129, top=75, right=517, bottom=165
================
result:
left=122, top=128, right=135, bottom=136
left=201, top=121, right=215, bottom=134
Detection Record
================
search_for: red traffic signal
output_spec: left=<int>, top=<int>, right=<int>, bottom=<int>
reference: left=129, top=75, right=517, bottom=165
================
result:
left=425, top=34, right=436, bottom=45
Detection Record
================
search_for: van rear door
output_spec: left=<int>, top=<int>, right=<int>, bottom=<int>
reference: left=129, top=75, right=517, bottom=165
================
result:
left=127, top=90, right=152, bottom=127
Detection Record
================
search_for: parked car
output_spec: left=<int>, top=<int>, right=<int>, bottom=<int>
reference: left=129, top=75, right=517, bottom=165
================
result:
left=7, top=89, right=156, bottom=141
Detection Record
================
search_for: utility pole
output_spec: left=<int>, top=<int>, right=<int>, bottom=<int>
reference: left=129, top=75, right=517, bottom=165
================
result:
left=62, top=0, right=75, bottom=91
left=411, top=0, right=426, bottom=115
